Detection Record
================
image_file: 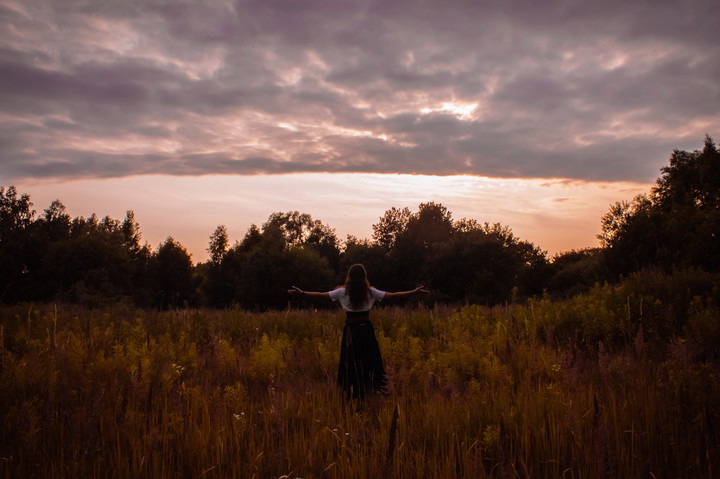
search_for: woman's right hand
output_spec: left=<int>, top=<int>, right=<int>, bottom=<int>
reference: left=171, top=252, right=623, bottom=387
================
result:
left=288, top=286, right=303, bottom=296
left=413, top=286, right=430, bottom=295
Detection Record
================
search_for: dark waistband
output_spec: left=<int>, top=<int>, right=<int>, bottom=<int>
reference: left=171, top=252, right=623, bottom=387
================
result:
left=345, top=311, right=370, bottom=325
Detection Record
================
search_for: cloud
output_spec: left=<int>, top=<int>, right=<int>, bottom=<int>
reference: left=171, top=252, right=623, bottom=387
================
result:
left=0, top=0, right=718, bottom=183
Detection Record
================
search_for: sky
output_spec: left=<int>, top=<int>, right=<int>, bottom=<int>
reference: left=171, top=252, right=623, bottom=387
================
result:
left=1, top=0, right=718, bottom=262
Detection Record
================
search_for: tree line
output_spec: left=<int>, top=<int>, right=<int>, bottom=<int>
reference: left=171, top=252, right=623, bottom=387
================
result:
left=1, top=136, right=718, bottom=309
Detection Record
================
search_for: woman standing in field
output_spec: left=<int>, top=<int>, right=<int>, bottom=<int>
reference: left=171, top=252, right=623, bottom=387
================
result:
left=289, top=263, right=428, bottom=400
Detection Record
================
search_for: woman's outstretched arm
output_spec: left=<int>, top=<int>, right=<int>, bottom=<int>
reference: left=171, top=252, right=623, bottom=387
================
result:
left=287, top=286, right=331, bottom=300
left=383, top=286, right=429, bottom=300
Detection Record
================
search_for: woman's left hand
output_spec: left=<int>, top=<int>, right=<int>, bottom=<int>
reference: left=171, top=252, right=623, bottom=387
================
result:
left=288, top=286, right=303, bottom=296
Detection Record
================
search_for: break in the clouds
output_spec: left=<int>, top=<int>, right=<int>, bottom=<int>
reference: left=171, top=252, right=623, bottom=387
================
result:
left=1, top=0, right=718, bottom=182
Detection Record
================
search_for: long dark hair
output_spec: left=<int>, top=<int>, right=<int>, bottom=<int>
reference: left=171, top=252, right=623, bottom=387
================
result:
left=345, top=264, right=371, bottom=310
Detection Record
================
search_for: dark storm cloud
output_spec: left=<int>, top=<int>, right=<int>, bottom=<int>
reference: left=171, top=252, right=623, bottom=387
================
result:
left=0, top=0, right=718, bottom=182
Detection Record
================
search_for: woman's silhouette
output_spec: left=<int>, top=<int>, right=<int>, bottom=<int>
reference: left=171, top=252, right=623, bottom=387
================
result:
left=289, top=263, right=428, bottom=400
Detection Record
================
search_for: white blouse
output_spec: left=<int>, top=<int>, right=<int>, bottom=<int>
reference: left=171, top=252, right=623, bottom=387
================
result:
left=328, top=286, right=386, bottom=312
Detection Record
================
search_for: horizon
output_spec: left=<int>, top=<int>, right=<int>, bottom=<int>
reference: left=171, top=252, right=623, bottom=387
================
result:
left=12, top=172, right=651, bottom=263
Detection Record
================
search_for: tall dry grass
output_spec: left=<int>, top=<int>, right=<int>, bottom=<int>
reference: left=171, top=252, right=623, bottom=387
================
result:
left=0, top=299, right=718, bottom=478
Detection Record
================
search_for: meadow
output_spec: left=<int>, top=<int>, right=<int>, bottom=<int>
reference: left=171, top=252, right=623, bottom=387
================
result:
left=1, top=279, right=719, bottom=478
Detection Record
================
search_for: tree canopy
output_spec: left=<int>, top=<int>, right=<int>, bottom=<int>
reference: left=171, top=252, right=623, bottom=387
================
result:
left=1, top=135, right=717, bottom=309
left=599, top=135, right=720, bottom=274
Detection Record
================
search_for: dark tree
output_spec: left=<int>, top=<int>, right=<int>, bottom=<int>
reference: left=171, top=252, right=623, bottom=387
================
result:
left=121, top=210, right=142, bottom=255
left=236, top=223, right=333, bottom=310
left=547, top=248, right=603, bottom=297
left=42, top=227, right=135, bottom=304
left=430, top=221, right=548, bottom=303
left=404, top=202, right=454, bottom=247
left=40, top=200, right=71, bottom=242
left=0, top=186, right=36, bottom=302
left=340, top=236, right=394, bottom=290
left=198, top=225, right=232, bottom=307
left=0, top=186, right=35, bottom=243
left=208, top=225, right=229, bottom=264
left=263, top=211, right=340, bottom=271
left=200, top=224, right=263, bottom=307
left=430, top=229, right=517, bottom=304
left=654, top=135, right=720, bottom=211
left=392, top=202, right=455, bottom=288
left=372, top=206, right=412, bottom=251
left=599, top=136, right=720, bottom=275
left=150, top=237, right=196, bottom=309
left=368, top=203, right=548, bottom=304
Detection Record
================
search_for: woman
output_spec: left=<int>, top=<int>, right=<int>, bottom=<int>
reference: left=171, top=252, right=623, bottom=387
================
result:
left=289, top=264, right=428, bottom=400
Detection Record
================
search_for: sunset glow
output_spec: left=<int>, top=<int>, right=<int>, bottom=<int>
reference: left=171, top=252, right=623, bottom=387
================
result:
left=1, top=0, right=717, bottom=263
left=15, top=174, right=650, bottom=262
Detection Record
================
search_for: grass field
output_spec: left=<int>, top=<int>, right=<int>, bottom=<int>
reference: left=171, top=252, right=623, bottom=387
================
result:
left=1, top=295, right=719, bottom=478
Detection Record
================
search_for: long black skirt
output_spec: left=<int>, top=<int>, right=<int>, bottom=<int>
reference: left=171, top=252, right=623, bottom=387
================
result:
left=337, top=320, right=387, bottom=400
